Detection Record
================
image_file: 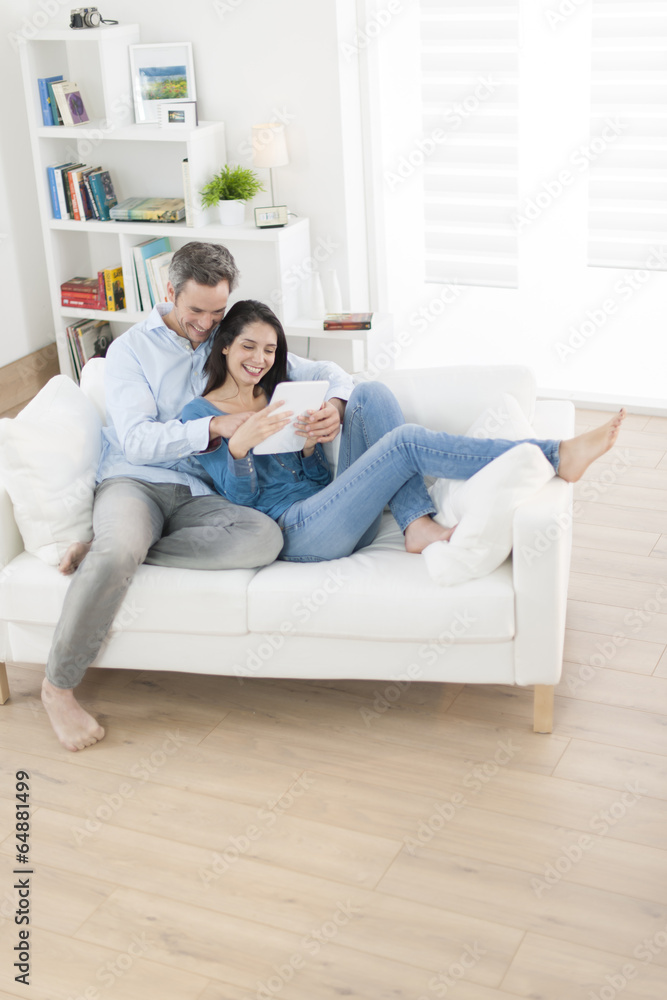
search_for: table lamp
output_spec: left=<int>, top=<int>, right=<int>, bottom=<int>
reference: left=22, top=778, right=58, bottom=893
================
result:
left=252, top=123, right=289, bottom=227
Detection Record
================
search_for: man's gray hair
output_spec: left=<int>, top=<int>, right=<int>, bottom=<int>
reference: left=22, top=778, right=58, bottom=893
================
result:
left=168, top=241, right=240, bottom=299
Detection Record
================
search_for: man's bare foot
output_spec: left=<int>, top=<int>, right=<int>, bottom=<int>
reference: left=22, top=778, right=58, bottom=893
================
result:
left=405, top=515, right=456, bottom=554
left=41, top=677, right=105, bottom=751
left=59, top=540, right=92, bottom=575
left=557, top=409, right=626, bottom=483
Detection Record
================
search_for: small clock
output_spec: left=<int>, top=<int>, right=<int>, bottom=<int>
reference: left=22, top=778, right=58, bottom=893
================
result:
left=254, top=205, right=288, bottom=229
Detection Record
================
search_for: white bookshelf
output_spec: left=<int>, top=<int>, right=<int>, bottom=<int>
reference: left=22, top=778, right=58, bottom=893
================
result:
left=18, top=24, right=314, bottom=381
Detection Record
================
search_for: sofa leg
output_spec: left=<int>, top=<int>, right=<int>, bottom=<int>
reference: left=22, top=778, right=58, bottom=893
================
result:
left=0, top=661, right=9, bottom=705
left=533, top=685, right=554, bottom=733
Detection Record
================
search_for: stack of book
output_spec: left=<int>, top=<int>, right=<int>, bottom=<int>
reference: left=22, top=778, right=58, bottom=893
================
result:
left=38, top=75, right=90, bottom=127
left=60, top=268, right=125, bottom=311
left=47, top=163, right=118, bottom=221
left=132, top=238, right=175, bottom=310
left=110, top=198, right=186, bottom=223
left=66, top=319, right=114, bottom=382
left=323, top=313, right=373, bottom=330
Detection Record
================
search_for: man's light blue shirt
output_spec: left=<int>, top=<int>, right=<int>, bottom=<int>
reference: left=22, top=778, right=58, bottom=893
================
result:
left=96, top=302, right=354, bottom=495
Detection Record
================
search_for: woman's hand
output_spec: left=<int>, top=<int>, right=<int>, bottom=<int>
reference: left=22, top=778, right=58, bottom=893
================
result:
left=228, top=401, right=293, bottom=459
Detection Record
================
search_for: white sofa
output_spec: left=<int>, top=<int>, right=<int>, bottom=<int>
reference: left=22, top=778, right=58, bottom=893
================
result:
left=0, top=364, right=574, bottom=733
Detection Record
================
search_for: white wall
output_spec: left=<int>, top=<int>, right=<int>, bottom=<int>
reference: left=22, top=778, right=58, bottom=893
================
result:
left=0, top=0, right=368, bottom=368
left=2, top=0, right=664, bottom=407
left=369, top=0, right=666, bottom=409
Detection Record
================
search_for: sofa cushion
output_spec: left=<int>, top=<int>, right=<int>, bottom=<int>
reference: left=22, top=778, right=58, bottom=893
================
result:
left=247, top=513, right=515, bottom=642
left=0, top=376, right=100, bottom=566
left=423, top=443, right=554, bottom=587
left=0, top=552, right=255, bottom=636
left=423, top=395, right=555, bottom=586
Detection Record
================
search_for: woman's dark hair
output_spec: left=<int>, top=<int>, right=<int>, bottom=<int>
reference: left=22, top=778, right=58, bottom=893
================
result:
left=202, top=299, right=288, bottom=397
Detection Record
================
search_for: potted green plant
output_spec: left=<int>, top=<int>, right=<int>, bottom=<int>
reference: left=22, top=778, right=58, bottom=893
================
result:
left=200, top=164, right=264, bottom=226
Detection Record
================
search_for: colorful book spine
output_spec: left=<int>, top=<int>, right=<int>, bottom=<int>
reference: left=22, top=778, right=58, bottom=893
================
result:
left=82, top=172, right=100, bottom=220
left=62, top=297, right=104, bottom=309
left=38, top=75, right=63, bottom=126
left=47, top=79, right=63, bottom=125
left=104, top=267, right=125, bottom=311
left=53, top=164, right=72, bottom=219
left=66, top=169, right=81, bottom=221
left=78, top=177, right=94, bottom=220
left=46, top=165, right=61, bottom=219
left=88, top=170, right=117, bottom=221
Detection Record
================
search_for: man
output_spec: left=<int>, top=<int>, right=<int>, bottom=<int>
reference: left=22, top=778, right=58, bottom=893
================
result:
left=41, top=242, right=353, bottom=752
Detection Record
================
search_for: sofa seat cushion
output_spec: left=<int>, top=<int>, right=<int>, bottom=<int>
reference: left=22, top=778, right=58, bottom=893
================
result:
left=247, top=513, right=515, bottom=642
left=1, top=552, right=255, bottom=636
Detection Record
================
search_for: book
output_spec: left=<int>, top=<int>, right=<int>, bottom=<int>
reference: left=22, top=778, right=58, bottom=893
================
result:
left=88, top=170, right=117, bottom=221
left=323, top=312, right=373, bottom=330
left=79, top=166, right=102, bottom=220
left=65, top=318, right=111, bottom=380
left=62, top=296, right=105, bottom=309
left=38, top=75, right=63, bottom=126
left=103, top=266, right=125, bottom=311
left=61, top=274, right=107, bottom=309
left=65, top=165, right=86, bottom=220
left=156, top=256, right=175, bottom=305
left=145, top=251, right=174, bottom=305
left=46, top=163, right=64, bottom=218
left=47, top=78, right=64, bottom=125
left=66, top=323, right=83, bottom=380
left=82, top=168, right=101, bottom=220
left=182, top=158, right=194, bottom=227
left=131, top=237, right=172, bottom=310
left=52, top=162, right=76, bottom=219
left=59, top=162, right=83, bottom=218
left=110, top=197, right=186, bottom=223
left=51, top=81, right=90, bottom=127
left=78, top=320, right=113, bottom=367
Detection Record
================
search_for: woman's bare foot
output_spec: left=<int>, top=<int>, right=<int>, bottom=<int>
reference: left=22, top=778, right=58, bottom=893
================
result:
left=557, top=409, right=626, bottom=483
left=41, top=677, right=105, bottom=751
left=405, top=515, right=456, bottom=554
left=59, top=540, right=92, bottom=575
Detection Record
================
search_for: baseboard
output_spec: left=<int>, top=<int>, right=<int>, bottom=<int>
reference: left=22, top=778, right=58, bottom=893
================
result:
left=537, top=386, right=667, bottom=416
left=0, top=343, right=59, bottom=417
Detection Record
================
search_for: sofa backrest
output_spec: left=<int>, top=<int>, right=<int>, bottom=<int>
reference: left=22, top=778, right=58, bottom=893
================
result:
left=80, top=359, right=538, bottom=436
left=375, top=366, right=536, bottom=435
left=80, top=358, right=107, bottom=425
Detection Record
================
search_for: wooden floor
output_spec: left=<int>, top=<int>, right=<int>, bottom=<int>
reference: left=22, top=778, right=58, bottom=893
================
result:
left=1, top=409, right=666, bottom=1000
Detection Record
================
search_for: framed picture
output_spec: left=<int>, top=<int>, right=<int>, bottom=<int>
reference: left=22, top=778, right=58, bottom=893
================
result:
left=157, top=101, right=198, bottom=129
left=129, top=42, right=197, bottom=124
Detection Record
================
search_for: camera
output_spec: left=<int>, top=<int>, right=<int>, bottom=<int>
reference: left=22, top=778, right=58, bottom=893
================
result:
left=70, top=8, right=102, bottom=28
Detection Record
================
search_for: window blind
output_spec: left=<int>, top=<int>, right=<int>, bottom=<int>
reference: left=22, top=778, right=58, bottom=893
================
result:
left=420, top=0, right=520, bottom=288
left=588, top=0, right=667, bottom=269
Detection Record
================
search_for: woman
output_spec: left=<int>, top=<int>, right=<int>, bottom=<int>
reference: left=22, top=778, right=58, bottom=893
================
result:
left=181, top=300, right=625, bottom=562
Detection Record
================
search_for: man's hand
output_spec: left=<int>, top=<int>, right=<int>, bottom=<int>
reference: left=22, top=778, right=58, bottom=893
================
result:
left=209, top=412, right=252, bottom=442
left=294, top=399, right=343, bottom=444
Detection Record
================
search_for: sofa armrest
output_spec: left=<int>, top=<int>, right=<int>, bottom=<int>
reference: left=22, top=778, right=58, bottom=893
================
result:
left=512, top=398, right=574, bottom=687
left=0, top=477, right=24, bottom=667
left=0, top=478, right=23, bottom=571
left=512, top=475, right=573, bottom=686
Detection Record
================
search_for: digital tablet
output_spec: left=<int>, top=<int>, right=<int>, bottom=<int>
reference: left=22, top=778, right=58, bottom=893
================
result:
left=253, top=380, right=330, bottom=455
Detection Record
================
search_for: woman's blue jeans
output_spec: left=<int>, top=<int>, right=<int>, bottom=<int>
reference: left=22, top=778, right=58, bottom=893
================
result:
left=278, top=382, right=560, bottom=562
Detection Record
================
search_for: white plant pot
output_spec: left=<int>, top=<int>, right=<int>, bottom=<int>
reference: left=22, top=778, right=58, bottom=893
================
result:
left=217, top=200, right=245, bottom=226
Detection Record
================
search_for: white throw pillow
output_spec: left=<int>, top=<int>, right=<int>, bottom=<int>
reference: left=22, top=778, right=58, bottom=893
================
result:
left=423, top=395, right=555, bottom=586
left=0, top=376, right=101, bottom=566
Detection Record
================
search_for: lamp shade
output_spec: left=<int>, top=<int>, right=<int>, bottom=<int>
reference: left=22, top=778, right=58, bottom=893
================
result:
left=252, top=123, right=289, bottom=169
